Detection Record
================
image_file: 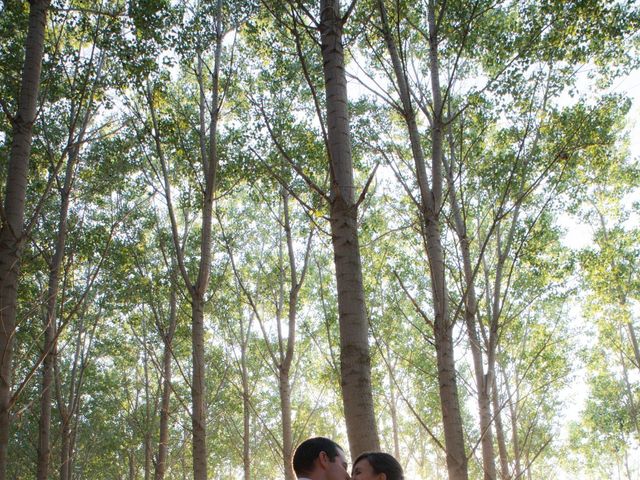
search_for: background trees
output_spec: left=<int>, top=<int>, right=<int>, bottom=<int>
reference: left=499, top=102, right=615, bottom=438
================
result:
left=1, top=0, right=639, bottom=479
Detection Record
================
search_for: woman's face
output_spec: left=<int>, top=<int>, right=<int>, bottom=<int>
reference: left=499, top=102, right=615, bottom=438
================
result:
left=352, top=458, right=384, bottom=480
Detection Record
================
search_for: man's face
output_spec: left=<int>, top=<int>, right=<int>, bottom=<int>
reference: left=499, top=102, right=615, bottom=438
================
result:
left=324, top=448, right=350, bottom=480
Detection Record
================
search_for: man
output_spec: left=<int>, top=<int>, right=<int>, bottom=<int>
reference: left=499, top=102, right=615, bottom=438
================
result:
left=293, top=437, right=351, bottom=480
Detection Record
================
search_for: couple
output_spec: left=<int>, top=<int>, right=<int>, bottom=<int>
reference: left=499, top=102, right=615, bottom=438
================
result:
left=293, top=437, right=403, bottom=480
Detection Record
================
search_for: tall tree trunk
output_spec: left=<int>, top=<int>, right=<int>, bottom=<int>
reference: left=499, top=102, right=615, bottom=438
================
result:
left=386, top=352, right=401, bottom=461
left=37, top=293, right=56, bottom=480
left=434, top=322, right=468, bottom=480
left=189, top=6, right=222, bottom=478
left=59, top=417, right=71, bottom=480
left=57, top=305, right=95, bottom=480
left=191, top=297, right=207, bottom=480
left=143, top=317, right=152, bottom=480
left=503, top=369, right=521, bottom=479
left=279, top=190, right=309, bottom=480
left=226, top=189, right=310, bottom=480
left=37, top=153, right=74, bottom=480
left=155, top=287, right=177, bottom=480
left=319, top=0, right=379, bottom=456
left=378, top=1, right=467, bottom=477
left=279, top=372, right=295, bottom=480
left=0, top=2, right=49, bottom=477
left=240, top=317, right=251, bottom=480
left=456, top=227, right=496, bottom=480
left=443, top=150, right=496, bottom=479
left=425, top=2, right=469, bottom=471
left=129, top=451, right=136, bottom=480
left=36, top=48, right=100, bottom=473
left=151, top=0, right=223, bottom=474
left=492, top=377, right=510, bottom=479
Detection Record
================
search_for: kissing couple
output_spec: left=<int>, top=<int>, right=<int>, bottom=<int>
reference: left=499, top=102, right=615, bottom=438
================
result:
left=293, top=437, right=404, bottom=480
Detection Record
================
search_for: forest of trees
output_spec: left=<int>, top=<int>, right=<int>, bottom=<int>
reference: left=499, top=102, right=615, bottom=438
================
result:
left=1, top=0, right=639, bottom=479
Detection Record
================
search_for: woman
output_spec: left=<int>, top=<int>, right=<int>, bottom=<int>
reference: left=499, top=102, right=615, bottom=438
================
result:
left=351, top=452, right=404, bottom=480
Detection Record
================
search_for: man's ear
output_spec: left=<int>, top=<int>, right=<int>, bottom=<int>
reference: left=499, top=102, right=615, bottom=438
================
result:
left=318, top=451, right=330, bottom=470
left=376, top=474, right=387, bottom=480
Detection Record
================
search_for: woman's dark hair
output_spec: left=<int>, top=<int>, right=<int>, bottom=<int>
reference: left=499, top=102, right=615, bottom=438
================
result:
left=293, top=437, right=344, bottom=476
left=353, top=452, right=404, bottom=480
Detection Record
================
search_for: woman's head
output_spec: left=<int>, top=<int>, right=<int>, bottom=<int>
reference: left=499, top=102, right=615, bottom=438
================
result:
left=351, top=452, right=404, bottom=480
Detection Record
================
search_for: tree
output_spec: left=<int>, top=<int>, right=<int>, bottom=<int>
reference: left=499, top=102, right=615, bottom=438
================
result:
left=135, top=2, right=226, bottom=477
left=257, top=0, right=381, bottom=455
left=221, top=180, right=314, bottom=479
left=374, top=1, right=468, bottom=476
left=35, top=12, right=114, bottom=476
left=0, top=2, right=50, bottom=477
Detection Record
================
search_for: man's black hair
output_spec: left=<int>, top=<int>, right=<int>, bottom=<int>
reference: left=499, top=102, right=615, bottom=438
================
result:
left=292, top=437, right=344, bottom=476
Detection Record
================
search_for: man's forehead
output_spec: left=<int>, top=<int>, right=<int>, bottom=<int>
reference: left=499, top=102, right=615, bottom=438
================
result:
left=336, top=448, right=348, bottom=465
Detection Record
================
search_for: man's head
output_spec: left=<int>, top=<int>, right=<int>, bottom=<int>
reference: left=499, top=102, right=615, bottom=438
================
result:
left=293, top=437, right=350, bottom=480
